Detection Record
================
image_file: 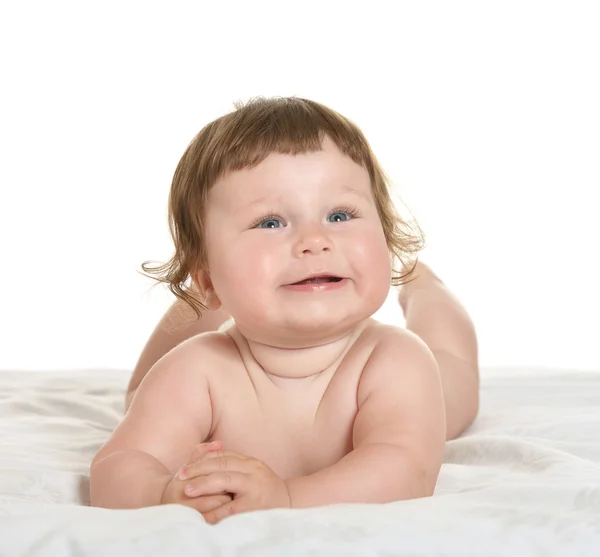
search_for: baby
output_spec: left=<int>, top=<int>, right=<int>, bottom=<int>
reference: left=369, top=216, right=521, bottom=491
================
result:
left=89, top=97, right=479, bottom=524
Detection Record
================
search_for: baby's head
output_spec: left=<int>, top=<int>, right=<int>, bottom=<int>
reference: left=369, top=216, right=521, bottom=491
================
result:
left=142, top=97, right=424, bottom=341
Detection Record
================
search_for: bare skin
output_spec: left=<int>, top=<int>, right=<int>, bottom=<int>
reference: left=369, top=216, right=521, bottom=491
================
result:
left=91, top=142, right=479, bottom=523
left=125, top=305, right=230, bottom=410
left=399, top=262, right=479, bottom=440
left=126, top=262, right=479, bottom=441
left=91, top=297, right=448, bottom=521
left=91, top=262, right=478, bottom=522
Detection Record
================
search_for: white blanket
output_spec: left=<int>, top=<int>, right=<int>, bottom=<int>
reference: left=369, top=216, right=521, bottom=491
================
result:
left=0, top=367, right=599, bottom=556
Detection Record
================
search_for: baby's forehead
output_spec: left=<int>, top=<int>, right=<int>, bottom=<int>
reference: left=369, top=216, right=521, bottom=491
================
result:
left=209, top=159, right=372, bottom=213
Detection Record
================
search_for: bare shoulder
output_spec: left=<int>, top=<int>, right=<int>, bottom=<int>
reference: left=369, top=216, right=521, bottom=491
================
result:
left=176, top=329, right=242, bottom=367
left=357, top=321, right=439, bottom=386
left=93, top=331, right=237, bottom=474
left=133, top=330, right=238, bottom=399
left=356, top=321, right=443, bottom=413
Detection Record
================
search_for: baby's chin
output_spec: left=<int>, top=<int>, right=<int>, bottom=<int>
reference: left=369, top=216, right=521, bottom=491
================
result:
left=237, top=314, right=370, bottom=347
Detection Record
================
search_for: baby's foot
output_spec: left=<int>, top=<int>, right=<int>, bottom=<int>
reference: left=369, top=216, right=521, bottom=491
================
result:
left=398, top=260, right=446, bottom=314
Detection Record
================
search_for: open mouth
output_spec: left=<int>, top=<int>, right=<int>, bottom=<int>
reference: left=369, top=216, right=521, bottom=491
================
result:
left=292, top=276, right=343, bottom=285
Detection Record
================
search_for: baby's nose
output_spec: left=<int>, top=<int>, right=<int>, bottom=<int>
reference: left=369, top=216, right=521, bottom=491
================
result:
left=292, top=223, right=334, bottom=257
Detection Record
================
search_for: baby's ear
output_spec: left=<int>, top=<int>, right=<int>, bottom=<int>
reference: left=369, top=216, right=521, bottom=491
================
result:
left=192, top=270, right=222, bottom=311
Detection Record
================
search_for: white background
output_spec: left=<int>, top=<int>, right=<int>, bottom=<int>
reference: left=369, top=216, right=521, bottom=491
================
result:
left=0, top=1, right=598, bottom=372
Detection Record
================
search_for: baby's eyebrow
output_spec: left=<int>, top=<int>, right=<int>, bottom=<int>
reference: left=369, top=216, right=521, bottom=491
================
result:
left=233, top=194, right=273, bottom=214
left=235, top=185, right=371, bottom=214
left=339, top=185, right=372, bottom=201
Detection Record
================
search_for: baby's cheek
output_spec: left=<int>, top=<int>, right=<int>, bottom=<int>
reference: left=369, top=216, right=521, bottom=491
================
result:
left=215, top=248, right=277, bottom=310
left=353, top=231, right=390, bottom=269
left=353, top=236, right=392, bottom=297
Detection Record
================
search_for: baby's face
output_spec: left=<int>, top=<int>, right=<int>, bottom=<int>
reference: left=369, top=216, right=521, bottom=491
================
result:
left=203, top=136, right=391, bottom=346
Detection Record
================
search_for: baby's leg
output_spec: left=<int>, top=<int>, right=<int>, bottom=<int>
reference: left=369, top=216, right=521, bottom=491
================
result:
left=126, top=303, right=230, bottom=410
left=399, top=262, right=479, bottom=440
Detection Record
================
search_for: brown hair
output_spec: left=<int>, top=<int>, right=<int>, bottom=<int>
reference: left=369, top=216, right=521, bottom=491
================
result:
left=140, top=96, right=424, bottom=318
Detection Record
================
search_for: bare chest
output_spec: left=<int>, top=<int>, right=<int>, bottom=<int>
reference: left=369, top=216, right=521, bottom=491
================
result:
left=207, top=364, right=363, bottom=479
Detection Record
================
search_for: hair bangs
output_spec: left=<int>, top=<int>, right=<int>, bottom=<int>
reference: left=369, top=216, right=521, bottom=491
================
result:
left=207, top=97, right=373, bottom=182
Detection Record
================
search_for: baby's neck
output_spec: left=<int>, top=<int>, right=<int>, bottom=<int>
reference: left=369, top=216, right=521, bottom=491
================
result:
left=227, top=320, right=372, bottom=388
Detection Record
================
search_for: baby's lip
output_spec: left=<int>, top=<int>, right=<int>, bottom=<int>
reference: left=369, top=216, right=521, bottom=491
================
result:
left=289, top=274, right=344, bottom=285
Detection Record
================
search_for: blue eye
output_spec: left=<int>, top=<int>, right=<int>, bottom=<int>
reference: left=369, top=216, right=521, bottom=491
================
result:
left=328, top=205, right=360, bottom=222
left=328, top=211, right=351, bottom=223
left=257, top=217, right=283, bottom=229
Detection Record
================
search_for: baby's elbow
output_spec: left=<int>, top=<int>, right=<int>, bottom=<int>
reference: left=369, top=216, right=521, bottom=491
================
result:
left=388, top=449, right=442, bottom=502
left=412, top=463, right=440, bottom=499
left=422, top=470, right=440, bottom=498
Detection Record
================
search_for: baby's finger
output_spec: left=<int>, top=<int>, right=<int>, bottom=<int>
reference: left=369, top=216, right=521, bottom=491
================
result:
left=202, top=497, right=248, bottom=525
left=186, top=440, right=222, bottom=466
left=184, top=471, right=249, bottom=498
left=201, top=449, right=248, bottom=461
left=190, top=493, right=233, bottom=514
left=179, top=454, right=248, bottom=480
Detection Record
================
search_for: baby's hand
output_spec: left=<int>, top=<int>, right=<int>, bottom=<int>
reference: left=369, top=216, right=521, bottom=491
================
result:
left=161, top=440, right=233, bottom=513
left=177, top=448, right=291, bottom=524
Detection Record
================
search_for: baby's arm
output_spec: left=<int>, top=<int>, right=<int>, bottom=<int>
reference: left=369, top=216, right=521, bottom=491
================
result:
left=286, top=329, right=447, bottom=506
left=90, top=337, right=215, bottom=509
